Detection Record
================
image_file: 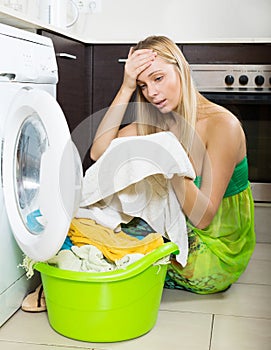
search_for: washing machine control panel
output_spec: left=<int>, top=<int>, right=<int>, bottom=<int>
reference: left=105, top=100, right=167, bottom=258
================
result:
left=0, top=30, right=58, bottom=84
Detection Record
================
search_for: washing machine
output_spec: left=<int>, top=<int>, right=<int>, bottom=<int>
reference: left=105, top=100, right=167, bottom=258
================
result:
left=0, top=23, right=82, bottom=326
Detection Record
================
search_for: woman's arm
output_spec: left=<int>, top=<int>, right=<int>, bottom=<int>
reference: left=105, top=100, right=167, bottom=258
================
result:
left=90, top=86, right=134, bottom=161
left=90, top=48, right=157, bottom=161
left=171, top=112, right=246, bottom=229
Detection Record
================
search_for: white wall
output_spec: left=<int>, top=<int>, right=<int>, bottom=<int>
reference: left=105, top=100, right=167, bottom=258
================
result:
left=1, top=0, right=271, bottom=42
left=71, top=0, right=271, bottom=42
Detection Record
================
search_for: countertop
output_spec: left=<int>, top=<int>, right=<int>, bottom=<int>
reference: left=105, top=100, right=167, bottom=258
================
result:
left=0, top=5, right=270, bottom=44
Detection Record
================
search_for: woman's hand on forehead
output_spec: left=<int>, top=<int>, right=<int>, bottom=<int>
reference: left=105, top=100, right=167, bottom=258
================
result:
left=122, top=48, right=157, bottom=91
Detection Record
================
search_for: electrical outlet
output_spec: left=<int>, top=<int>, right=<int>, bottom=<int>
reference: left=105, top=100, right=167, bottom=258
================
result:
left=88, top=0, right=102, bottom=13
left=75, top=0, right=101, bottom=13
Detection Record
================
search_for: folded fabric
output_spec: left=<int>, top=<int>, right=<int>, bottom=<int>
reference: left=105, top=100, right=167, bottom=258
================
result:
left=47, top=245, right=145, bottom=273
left=77, top=132, right=195, bottom=266
left=68, top=217, right=164, bottom=262
left=80, top=132, right=195, bottom=206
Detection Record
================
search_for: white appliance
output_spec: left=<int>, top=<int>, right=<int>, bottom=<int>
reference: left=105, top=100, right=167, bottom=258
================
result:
left=0, top=23, right=82, bottom=326
left=38, top=0, right=79, bottom=28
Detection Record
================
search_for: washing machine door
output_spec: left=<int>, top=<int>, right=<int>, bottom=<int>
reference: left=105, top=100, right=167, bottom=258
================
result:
left=2, top=88, right=83, bottom=261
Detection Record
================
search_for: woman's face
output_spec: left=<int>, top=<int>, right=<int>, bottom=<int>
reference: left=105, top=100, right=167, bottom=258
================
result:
left=136, top=56, right=181, bottom=113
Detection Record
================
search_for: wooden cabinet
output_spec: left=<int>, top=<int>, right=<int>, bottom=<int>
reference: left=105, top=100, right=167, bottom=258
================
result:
left=92, top=44, right=131, bottom=113
left=91, top=44, right=136, bottom=138
left=39, top=30, right=93, bottom=171
left=182, top=43, right=271, bottom=64
left=40, top=30, right=90, bottom=130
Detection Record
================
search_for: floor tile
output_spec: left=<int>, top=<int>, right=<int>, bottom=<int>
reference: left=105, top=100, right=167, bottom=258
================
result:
left=161, top=284, right=271, bottom=319
left=0, top=309, right=212, bottom=350
left=111, top=310, right=212, bottom=350
left=237, top=255, right=271, bottom=285
left=211, top=315, right=271, bottom=350
left=254, top=205, right=271, bottom=244
left=251, top=243, right=271, bottom=261
left=0, top=311, right=99, bottom=348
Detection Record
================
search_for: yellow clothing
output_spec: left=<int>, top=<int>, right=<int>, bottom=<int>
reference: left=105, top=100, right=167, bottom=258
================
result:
left=68, top=218, right=164, bottom=262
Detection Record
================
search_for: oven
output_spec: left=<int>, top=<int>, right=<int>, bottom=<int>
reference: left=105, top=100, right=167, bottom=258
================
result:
left=191, top=64, right=271, bottom=241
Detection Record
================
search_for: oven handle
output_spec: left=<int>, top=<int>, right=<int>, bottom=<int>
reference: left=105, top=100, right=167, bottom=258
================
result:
left=201, top=92, right=271, bottom=105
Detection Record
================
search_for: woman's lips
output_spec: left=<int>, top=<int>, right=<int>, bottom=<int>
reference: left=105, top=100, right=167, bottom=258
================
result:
left=153, top=99, right=167, bottom=109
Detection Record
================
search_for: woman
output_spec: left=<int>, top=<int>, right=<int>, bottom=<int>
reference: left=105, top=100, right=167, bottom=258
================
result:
left=22, top=36, right=255, bottom=310
left=91, top=35, right=255, bottom=294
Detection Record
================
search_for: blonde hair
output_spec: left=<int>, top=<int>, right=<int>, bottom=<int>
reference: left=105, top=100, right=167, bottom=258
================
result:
left=133, top=36, right=198, bottom=153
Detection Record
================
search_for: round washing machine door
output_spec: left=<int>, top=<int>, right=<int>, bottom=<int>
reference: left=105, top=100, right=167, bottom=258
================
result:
left=2, top=87, right=83, bottom=261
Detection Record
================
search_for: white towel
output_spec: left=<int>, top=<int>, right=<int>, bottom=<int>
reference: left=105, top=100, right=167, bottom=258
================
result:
left=47, top=245, right=145, bottom=272
left=77, top=132, right=195, bottom=266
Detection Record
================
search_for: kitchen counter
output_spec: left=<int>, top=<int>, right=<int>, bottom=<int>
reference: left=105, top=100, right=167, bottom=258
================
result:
left=1, top=5, right=270, bottom=44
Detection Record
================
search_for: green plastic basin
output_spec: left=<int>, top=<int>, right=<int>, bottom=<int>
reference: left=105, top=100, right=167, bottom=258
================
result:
left=35, top=242, right=179, bottom=342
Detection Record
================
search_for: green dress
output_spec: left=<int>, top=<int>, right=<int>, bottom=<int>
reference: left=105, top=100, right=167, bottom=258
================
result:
left=165, top=156, right=256, bottom=294
left=122, top=157, right=256, bottom=294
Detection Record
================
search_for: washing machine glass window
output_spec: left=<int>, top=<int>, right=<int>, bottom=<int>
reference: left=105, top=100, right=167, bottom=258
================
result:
left=15, top=114, right=48, bottom=235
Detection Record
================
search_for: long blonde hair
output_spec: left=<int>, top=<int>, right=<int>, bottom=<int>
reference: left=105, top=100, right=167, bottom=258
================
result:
left=133, top=36, right=198, bottom=153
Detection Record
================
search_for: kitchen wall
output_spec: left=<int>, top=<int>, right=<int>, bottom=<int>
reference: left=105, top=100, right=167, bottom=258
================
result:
left=1, top=0, right=271, bottom=42
left=72, top=0, right=271, bottom=42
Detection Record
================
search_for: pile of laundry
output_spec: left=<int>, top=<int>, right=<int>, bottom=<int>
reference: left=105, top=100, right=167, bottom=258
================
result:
left=76, top=132, right=195, bottom=267
left=48, top=217, right=165, bottom=273
left=21, top=132, right=195, bottom=277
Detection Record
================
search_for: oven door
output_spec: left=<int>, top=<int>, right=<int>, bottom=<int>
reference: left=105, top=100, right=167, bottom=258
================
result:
left=201, top=91, right=271, bottom=203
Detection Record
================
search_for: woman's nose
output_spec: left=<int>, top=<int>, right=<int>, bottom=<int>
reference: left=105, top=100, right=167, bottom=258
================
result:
left=147, top=83, right=158, bottom=98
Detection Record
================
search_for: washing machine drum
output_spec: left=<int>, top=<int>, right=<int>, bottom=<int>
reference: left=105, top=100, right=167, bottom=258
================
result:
left=2, top=88, right=82, bottom=261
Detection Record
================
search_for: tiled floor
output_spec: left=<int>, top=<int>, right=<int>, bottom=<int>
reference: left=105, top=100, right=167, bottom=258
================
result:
left=0, top=243, right=270, bottom=350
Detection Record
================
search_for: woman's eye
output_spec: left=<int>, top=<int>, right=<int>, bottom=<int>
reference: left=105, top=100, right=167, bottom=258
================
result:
left=138, top=84, right=146, bottom=90
left=155, top=76, right=163, bottom=82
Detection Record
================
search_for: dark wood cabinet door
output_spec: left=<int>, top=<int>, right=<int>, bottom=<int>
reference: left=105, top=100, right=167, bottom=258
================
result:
left=92, top=44, right=132, bottom=112
left=182, top=43, right=271, bottom=64
left=40, top=30, right=89, bottom=129
left=91, top=44, right=136, bottom=138
left=39, top=30, right=93, bottom=171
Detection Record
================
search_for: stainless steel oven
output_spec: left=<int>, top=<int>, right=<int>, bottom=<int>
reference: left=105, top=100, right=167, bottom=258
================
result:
left=191, top=64, right=271, bottom=241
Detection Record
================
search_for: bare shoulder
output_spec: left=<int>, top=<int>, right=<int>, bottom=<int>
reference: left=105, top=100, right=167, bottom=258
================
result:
left=203, top=103, right=246, bottom=161
left=206, top=104, right=243, bottom=136
left=196, top=102, right=244, bottom=146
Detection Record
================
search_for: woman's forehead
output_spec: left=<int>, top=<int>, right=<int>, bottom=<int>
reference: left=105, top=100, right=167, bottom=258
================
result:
left=137, top=56, right=172, bottom=82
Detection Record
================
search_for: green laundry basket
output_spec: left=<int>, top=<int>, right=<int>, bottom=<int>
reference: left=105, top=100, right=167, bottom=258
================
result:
left=35, top=242, right=178, bottom=342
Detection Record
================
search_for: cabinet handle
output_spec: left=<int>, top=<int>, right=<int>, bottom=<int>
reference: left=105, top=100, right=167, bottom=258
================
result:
left=118, top=58, right=127, bottom=63
left=56, top=53, right=77, bottom=60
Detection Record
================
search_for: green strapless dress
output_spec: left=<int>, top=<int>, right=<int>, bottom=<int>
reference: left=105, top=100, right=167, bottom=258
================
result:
left=165, top=156, right=256, bottom=294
